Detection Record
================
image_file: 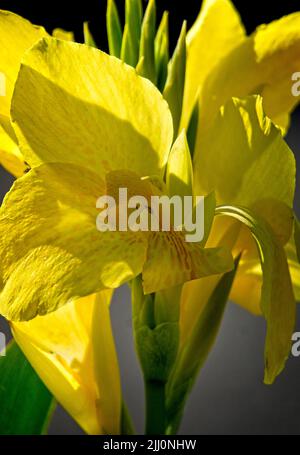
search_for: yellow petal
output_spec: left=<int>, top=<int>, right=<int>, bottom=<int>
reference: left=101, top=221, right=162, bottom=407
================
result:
left=182, top=0, right=245, bottom=127
left=230, top=258, right=262, bottom=315
left=91, top=291, right=121, bottom=434
left=216, top=205, right=296, bottom=384
left=166, top=130, right=193, bottom=198
left=0, top=10, right=46, bottom=124
left=12, top=291, right=121, bottom=435
left=0, top=124, right=25, bottom=177
left=142, top=231, right=233, bottom=294
left=0, top=163, right=147, bottom=321
left=52, top=28, right=74, bottom=41
left=233, top=233, right=300, bottom=313
left=12, top=37, right=173, bottom=179
left=179, top=215, right=240, bottom=346
left=194, top=96, right=295, bottom=216
left=199, top=12, right=300, bottom=133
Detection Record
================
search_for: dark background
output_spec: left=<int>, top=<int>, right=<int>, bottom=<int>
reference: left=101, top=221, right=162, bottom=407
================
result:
left=0, top=1, right=299, bottom=51
left=0, top=0, right=300, bottom=435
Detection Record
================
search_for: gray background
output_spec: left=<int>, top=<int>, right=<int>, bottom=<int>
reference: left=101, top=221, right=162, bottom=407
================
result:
left=0, top=0, right=299, bottom=435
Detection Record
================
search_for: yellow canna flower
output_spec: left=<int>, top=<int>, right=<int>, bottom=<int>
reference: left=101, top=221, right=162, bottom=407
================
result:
left=182, top=0, right=300, bottom=133
left=12, top=291, right=121, bottom=435
left=180, top=94, right=297, bottom=384
left=177, top=1, right=300, bottom=384
left=0, top=36, right=233, bottom=322
left=0, top=3, right=298, bottom=434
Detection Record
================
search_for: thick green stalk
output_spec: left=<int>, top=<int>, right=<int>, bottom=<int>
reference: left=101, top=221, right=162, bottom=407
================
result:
left=145, top=380, right=166, bottom=435
left=131, top=277, right=181, bottom=435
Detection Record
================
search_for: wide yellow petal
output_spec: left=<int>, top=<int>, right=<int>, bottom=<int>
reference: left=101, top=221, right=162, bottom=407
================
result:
left=0, top=163, right=147, bottom=321
left=194, top=96, right=295, bottom=215
left=11, top=37, right=173, bottom=179
left=182, top=0, right=245, bottom=127
left=12, top=291, right=121, bottom=435
left=198, top=12, right=300, bottom=134
left=0, top=10, right=46, bottom=125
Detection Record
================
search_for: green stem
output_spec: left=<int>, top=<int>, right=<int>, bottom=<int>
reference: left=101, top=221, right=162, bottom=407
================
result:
left=145, top=379, right=166, bottom=435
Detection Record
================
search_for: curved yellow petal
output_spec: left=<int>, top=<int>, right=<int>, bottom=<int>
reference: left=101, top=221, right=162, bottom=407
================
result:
left=0, top=163, right=147, bottom=321
left=11, top=37, right=173, bottom=179
left=231, top=230, right=300, bottom=314
left=182, top=0, right=245, bottom=127
left=0, top=10, right=46, bottom=124
left=198, top=12, right=300, bottom=134
left=12, top=291, right=121, bottom=435
left=216, top=205, right=296, bottom=384
left=194, top=96, right=295, bottom=215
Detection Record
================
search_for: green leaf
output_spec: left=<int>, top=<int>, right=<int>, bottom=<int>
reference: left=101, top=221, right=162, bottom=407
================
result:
left=155, top=11, right=169, bottom=92
left=0, top=340, right=54, bottom=435
left=138, top=0, right=156, bottom=83
left=166, top=256, right=240, bottom=435
left=106, top=0, right=122, bottom=57
left=216, top=205, right=296, bottom=384
left=163, top=21, right=186, bottom=138
left=295, top=215, right=300, bottom=264
left=124, top=0, right=142, bottom=67
left=83, top=22, right=97, bottom=48
left=186, top=93, right=200, bottom=158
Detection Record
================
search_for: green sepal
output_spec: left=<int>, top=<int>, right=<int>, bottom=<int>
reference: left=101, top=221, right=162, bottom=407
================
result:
left=138, top=0, right=156, bottom=83
left=155, top=11, right=169, bottom=92
left=121, top=24, right=134, bottom=65
left=163, top=21, right=186, bottom=138
left=124, top=0, right=142, bottom=67
left=166, top=256, right=240, bottom=435
left=83, top=22, right=97, bottom=48
left=0, top=340, right=54, bottom=435
left=106, top=0, right=123, bottom=57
